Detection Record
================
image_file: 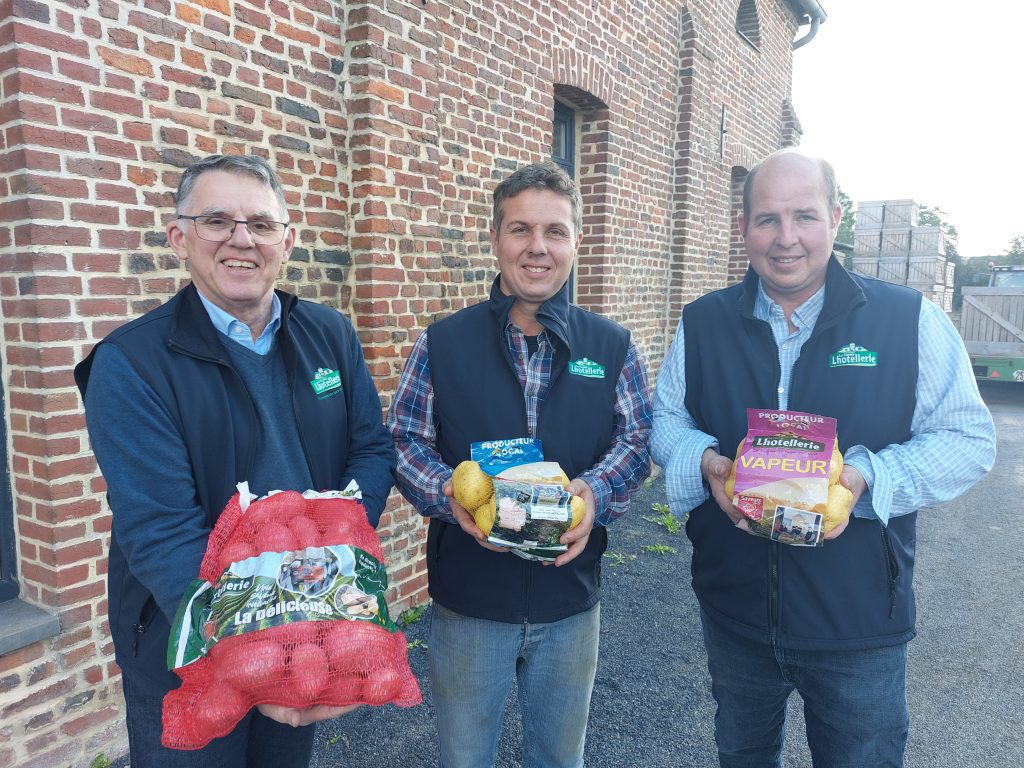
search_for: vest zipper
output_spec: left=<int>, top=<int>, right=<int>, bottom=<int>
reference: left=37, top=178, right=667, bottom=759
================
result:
left=132, top=596, right=159, bottom=657
left=768, top=544, right=780, bottom=645
left=880, top=526, right=900, bottom=619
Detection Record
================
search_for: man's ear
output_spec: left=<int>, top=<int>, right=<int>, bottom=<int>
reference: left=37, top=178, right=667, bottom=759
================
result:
left=166, top=217, right=187, bottom=257
left=281, top=223, right=296, bottom=261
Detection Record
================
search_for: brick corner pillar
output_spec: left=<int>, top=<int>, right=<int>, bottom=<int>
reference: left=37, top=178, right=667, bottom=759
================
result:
left=344, top=0, right=441, bottom=612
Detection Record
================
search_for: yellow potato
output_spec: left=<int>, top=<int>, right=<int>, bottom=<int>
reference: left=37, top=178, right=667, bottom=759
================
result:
left=819, top=482, right=854, bottom=534
left=452, top=461, right=494, bottom=512
left=569, top=496, right=585, bottom=529
left=473, top=495, right=496, bottom=536
left=828, top=439, right=843, bottom=485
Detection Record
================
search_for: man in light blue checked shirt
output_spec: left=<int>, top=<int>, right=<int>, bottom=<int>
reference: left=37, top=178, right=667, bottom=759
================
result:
left=652, top=148, right=994, bottom=768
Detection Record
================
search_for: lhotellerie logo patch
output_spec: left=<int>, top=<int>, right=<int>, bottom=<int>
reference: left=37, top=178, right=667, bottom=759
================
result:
left=828, top=343, right=877, bottom=368
left=310, top=367, right=343, bottom=399
left=568, top=357, right=605, bottom=379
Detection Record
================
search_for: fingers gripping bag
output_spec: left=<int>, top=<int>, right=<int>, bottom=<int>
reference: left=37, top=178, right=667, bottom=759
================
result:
left=451, top=439, right=586, bottom=562
left=161, top=482, right=421, bottom=750
left=724, top=410, right=852, bottom=547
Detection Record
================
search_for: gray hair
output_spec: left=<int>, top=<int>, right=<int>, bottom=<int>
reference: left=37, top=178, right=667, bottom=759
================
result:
left=492, top=161, right=582, bottom=236
left=742, top=148, right=838, bottom=231
left=174, top=154, right=288, bottom=218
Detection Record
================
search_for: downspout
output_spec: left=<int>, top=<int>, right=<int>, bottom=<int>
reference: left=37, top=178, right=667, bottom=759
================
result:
left=792, top=0, right=827, bottom=49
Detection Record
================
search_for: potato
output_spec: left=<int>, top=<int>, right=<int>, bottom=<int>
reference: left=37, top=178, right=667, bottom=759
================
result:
left=452, top=461, right=494, bottom=512
left=819, top=482, right=854, bottom=534
left=472, top=495, right=496, bottom=536
left=569, top=496, right=585, bottom=529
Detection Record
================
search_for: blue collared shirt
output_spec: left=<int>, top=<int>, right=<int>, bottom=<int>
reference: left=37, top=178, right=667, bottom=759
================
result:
left=197, top=292, right=281, bottom=355
left=651, top=282, right=995, bottom=525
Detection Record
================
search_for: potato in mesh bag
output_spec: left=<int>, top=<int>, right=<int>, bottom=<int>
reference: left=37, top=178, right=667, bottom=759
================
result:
left=161, top=489, right=421, bottom=750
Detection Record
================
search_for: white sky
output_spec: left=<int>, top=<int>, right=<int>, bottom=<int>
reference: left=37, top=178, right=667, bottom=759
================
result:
left=791, top=2, right=1023, bottom=258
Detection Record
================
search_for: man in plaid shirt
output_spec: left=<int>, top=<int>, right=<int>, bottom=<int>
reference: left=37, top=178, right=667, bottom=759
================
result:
left=388, top=161, right=651, bottom=768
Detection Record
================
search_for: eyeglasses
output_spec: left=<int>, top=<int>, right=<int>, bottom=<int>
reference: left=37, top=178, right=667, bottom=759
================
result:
left=178, top=215, right=290, bottom=245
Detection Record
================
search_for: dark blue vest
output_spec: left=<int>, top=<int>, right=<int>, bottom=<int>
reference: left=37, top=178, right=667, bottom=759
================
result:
left=683, top=258, right=921, bottom=650
left=75, top=284, right=395, bottom=691
left=426, top=279, right=628, bottom=623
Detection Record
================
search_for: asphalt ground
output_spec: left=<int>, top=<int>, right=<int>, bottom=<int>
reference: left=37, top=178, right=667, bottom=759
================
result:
left=114, top=381, right=1024, bottom=767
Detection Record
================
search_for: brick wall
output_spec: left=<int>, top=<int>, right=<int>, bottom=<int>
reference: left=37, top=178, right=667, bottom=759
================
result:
left=0, top=0, right=801, bottom=764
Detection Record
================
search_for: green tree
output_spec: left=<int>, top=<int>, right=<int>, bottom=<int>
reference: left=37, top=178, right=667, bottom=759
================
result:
left=836, top=187, right=855, bottom=246
left=1005, top=234, right=1024, bottom=257
left=916, top=205, right=968, bottom=307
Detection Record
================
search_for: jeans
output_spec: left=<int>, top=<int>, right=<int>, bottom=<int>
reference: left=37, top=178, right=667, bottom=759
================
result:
left=428, top=602, right=600, bottom=768
left=700, top=612, right=909, bottom=768
left=121, top=671, right=316, bottom=768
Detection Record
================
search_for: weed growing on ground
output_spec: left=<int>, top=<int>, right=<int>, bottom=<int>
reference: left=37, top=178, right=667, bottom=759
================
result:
left=643, top=503, right=683, bottom=534
left=398, top=603, right=427, bottom=627
left=642, top=543, right=678, bottom=556
left=603, top=551, right=637, bottom=567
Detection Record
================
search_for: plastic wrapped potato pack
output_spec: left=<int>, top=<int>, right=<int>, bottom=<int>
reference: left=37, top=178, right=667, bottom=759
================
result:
left=451, top=439, right=585, bottom=561
left=723, top=409, right=854, bottom=547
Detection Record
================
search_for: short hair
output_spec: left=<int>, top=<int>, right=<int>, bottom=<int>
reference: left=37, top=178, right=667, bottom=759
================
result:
left=174, top=154, right=288, bottom=218
left=492, top=160, right=582, bottom=236
left=742, top=148, right=838, bottom=230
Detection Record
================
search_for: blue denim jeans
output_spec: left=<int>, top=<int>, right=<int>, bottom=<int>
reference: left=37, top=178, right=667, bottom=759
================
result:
left=700, top=612, right=909, bottom=768
left=121, top=671, right=316, bottom=767
left=428, top=602, right=600, bottom=768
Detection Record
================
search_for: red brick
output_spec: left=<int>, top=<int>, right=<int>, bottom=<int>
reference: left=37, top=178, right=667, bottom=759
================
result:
left=13, top=224, right=90, bottom=247
left=9, top=124, right=89, bottom=151
left=97, top=45, right=154, bottom=77
left=3, top=71, right=84, bottom=104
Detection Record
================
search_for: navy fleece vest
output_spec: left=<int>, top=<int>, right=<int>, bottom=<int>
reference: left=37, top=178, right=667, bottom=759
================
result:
left=75, top=284, right=394, bottom=691
left=426, top=288, right=629, bottom=623
left=684, top=258, right=921, bottom=650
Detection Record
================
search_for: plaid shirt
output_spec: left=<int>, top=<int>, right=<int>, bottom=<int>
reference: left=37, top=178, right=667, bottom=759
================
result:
left=388, top=319, right=653, bottom=527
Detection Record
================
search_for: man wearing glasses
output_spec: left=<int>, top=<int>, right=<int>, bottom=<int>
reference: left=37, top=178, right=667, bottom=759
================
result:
left=75, top=155, right=396, bottom=767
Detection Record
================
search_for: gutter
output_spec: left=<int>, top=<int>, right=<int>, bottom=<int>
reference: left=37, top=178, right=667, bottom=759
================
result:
left=790, top=0, right=827, bottom=49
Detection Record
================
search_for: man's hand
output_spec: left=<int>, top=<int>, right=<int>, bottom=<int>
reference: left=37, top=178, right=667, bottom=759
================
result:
left=700, top=448, right=751, bottom=532
left=442, top=480, right=509, bottom=553
left=823, top=465, right=867, bottom=540
left=257, top=702, right=361, bottom=727
left=551, top=480, right=596, bottom=567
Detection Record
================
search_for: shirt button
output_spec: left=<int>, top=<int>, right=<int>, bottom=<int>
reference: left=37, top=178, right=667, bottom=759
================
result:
left=777, top=387, right=784, bottom=394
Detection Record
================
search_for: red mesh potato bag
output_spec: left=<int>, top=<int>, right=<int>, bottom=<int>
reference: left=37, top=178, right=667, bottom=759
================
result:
left=161, top=489, right=421, bottom=750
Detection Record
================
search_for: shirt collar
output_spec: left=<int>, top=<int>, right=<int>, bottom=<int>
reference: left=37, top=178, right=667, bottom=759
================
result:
left=196, top=290, right=282, bottom=353
left=753, top=280, right=826, bottom=331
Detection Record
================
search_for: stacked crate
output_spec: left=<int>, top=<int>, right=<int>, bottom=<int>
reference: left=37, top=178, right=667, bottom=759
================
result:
left=907, top=225, right=950, bottom=309
left=850, top=201, right=885, bottom=278
left=851, top=199, right=953, bottom=313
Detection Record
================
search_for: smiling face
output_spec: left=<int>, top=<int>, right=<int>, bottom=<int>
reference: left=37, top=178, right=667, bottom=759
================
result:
left=166, top=169, right=294, bottom=334
left=490, top=188, right=581, bottom=332
left=739, top=153, right=842, bottom=317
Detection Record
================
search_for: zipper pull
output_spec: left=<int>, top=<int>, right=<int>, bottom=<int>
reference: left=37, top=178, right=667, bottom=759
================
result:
left=132, top=622, right=147, bottom=656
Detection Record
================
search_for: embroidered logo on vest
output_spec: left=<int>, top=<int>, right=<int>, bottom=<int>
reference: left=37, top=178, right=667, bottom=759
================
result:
left=828, top=343, right=878, bottom=368
left=568, top=357, right=605, bottom=379
left=310, top=367, right=343, bottom=399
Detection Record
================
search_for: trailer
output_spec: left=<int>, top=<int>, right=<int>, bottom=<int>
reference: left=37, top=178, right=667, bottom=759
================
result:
left=959, top=265, right=1024, bottom=382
